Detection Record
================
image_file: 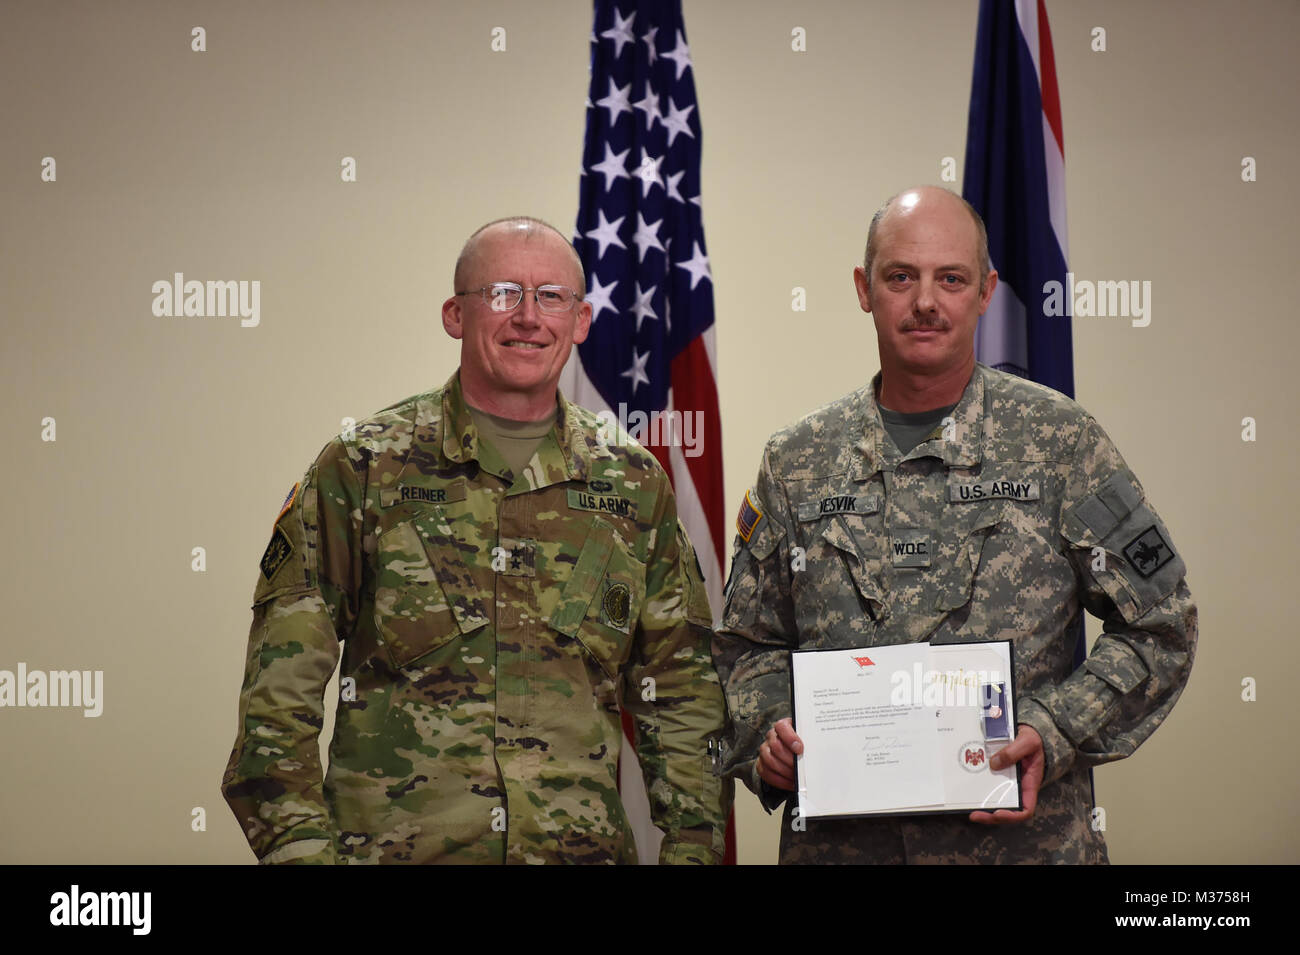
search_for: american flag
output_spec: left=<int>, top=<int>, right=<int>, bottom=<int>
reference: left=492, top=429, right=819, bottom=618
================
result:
left=560, top=0, right=731, bottom=863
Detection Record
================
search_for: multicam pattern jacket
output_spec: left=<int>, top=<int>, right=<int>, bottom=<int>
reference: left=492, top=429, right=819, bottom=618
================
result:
left=223, top=372, right=729, bottom=864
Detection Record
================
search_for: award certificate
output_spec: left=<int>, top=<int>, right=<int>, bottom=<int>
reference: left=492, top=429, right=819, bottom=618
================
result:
left=792, top=640, right=1021, bottom=818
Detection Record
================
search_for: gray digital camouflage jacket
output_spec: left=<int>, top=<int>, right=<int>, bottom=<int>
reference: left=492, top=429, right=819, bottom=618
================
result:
left=713, top=363, right=1196, bottom=864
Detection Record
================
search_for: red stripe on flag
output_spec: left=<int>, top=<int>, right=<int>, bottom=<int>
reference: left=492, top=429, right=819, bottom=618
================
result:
left=1037, top=0, right=1065, bottom=155
left=669, top=335, right=726, bottom=573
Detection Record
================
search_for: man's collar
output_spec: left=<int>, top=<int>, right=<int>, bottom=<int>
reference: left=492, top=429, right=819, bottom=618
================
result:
left=439, top=370, right=479, bottom=465
left=851, top=364, right=986, bottom=477
left=436, top=370, right=590, bottom=486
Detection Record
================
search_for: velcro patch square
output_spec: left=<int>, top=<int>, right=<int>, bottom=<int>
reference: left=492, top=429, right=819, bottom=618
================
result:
left=496, top=537, right=537, bottom=577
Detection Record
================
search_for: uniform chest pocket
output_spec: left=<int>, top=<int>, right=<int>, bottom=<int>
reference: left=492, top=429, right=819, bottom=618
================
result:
left=934, top=501, right=1009, bottom=611
left=819, top=515, right=886, bottom=620
left=548, top=517, right=646, bottom=678
left=373, top=511, right=489, bottom=669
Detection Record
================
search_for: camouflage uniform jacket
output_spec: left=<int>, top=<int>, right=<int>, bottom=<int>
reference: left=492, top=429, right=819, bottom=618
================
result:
left=223, top=371, right=728, bottom=864
left=713, top=363, right=1196, bottom=864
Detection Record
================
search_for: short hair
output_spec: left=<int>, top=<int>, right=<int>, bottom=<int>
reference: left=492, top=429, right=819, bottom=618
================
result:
left=453, top=216, right=587, bottom=296
left=863, top=187, right=991, bottom=292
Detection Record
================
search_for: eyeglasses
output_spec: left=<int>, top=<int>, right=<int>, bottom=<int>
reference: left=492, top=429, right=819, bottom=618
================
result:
left=454, top=282, right=583, bottom=314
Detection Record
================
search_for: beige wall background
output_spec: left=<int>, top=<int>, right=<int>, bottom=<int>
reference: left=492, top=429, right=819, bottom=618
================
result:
left=1, top=0, right=1295, bottom=864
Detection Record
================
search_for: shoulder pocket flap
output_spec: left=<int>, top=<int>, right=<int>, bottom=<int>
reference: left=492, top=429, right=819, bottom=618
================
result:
left=1063, top=469, right=1142, bottom=543
left=550, top=519, right=616, bottom=638
left=1062, top=475, right=1185, bottom=621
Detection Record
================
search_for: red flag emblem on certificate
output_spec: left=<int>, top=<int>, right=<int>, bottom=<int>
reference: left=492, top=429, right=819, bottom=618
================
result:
left=853, top=656, right=875, bottom=668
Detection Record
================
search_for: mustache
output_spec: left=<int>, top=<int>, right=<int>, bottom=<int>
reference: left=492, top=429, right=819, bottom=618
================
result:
left=901, top=316, right=950, bottom=330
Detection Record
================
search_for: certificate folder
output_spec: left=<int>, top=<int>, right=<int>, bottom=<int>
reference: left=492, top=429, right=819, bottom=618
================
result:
left=791, top=640, right=1022, bottom=819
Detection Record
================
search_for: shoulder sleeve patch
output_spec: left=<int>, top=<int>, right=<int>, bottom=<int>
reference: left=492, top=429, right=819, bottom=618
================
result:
left=275, top=481, right=300, bottom=527
left=259, top=525, right=294, bottom=582
left=1121, top=525, right=1176, bottom=580
left=736, top=489, right=763, bottom=543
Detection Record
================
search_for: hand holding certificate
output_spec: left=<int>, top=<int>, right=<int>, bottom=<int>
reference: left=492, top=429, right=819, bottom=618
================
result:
left=791, top=640, right=1023, bottom=819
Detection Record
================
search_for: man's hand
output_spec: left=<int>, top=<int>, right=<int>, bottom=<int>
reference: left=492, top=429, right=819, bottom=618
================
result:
left=969, top=723, right=1043, bottom=825
left=757, top=718, right=803, bottom=791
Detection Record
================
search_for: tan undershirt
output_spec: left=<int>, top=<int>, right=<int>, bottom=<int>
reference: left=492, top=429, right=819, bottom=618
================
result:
left=467, top=403, right=557, bottom=477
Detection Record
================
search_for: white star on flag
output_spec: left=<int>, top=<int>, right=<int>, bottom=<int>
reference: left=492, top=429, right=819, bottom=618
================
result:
left=675, top=240, right=712, bottom=290
left=584, top=210, right=627, bottom=258
left=664, top=170, right=685, bottom=204
left=620, top=346, right=652, bottom=393
left=600, top=8, right=636, bottom=58
left=585, top=274, right=618, bottom=323
left=596, top=77, right=632, bottom=125
left=590, top=144, right=631, bottom=191
left=633, top=85, right=662, bottom=130
left=642, top=25, right=659, bottom=65
left=635, top=152, right=664, bottom=198
left=662, top=29, right=692, bottom=80
left=662, top=96, right=696, bottom=147
left=631, top=282, right=659, bottom=331
left=631, top=213, right=666, bottom=263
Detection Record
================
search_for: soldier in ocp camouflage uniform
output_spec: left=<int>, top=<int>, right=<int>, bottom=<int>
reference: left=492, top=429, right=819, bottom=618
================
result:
left=222, top=217, right=729, bottom=864
left=713, top=187, right=1197, bottom=864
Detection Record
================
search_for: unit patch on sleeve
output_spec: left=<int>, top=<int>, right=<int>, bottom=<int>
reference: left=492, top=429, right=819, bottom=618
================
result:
left=260, top=525, right=294, bottom=582
left=1122, top=525, right=1175, bottom=579
left=736, top=489, right=763, bottom=543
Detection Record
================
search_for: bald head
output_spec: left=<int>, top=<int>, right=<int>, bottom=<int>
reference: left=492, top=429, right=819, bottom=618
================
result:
left=863, top=187, right=991, bottom=293
left=453, top=216, right=586, bottom=296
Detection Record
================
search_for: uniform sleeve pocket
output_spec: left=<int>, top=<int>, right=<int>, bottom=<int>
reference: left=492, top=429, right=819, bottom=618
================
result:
left=1062, top=471, right=1185, bottom=623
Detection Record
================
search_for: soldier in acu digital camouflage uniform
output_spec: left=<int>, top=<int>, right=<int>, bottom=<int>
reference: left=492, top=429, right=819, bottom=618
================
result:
left=713, top=187, right=1197, bottom=864
left=223, top=217, right=730, bottom=864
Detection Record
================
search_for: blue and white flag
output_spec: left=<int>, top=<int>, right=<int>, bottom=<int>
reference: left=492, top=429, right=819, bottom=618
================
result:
left=963, top=0, right=1073, bottom=397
